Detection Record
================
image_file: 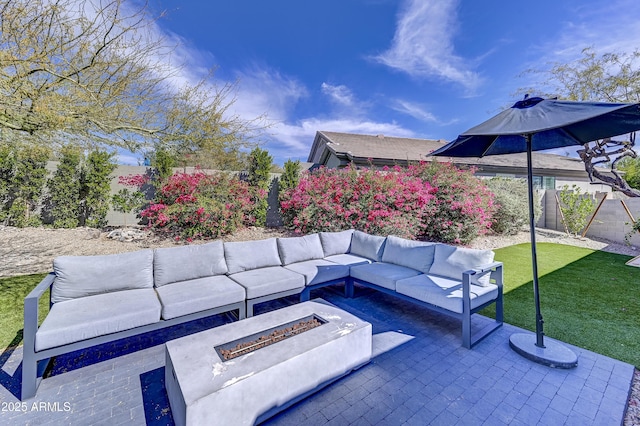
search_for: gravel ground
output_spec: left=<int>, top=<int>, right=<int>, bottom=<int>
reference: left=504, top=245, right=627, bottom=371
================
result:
left=0, top=225, right=638, bottom=423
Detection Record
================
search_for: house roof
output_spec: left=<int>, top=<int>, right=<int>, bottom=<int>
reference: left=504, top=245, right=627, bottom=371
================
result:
left=308, top=131, right=589, bottom=177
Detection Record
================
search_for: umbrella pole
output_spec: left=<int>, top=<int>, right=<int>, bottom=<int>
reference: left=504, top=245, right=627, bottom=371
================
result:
left=509, top=134, right=577, bottom=369
left=525, top=135, right=545, bottom=348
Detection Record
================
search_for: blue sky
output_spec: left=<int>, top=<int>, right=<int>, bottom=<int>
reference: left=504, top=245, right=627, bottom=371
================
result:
left=126, top=0, right=640, bottom=166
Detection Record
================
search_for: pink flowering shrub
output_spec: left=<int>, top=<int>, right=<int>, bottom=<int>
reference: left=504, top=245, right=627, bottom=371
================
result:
left=280, top=162, right=496, bottom=244
left=279, top=165, right=435, bottom=239
left=141, top=171, right=259, bottom=240
left=407, top=161, right=496, bottom=244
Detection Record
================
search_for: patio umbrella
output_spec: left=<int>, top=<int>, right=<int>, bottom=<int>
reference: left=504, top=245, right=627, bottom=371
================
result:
left=431, top=96, right=640, bottom=368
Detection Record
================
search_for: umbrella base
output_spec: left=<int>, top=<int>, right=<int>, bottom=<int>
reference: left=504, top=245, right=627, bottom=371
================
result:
left=509, top=333, right=578, bottom=369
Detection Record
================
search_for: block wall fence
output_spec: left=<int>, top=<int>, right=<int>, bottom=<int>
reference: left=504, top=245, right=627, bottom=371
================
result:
left=541, top=190, right=640, bottom=248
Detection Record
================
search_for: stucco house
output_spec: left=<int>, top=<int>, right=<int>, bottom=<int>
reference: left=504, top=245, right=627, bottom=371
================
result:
left=307, top=131, right=611, bottom=193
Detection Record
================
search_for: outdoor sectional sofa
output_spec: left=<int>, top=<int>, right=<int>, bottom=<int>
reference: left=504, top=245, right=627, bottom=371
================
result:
left=22, top=230, right=503, bottom=400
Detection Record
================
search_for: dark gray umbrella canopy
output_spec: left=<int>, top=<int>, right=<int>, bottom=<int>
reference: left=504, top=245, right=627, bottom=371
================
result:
left=431, top=96, right=640, bottom=368
left=432, top=97, right=640, bottom=157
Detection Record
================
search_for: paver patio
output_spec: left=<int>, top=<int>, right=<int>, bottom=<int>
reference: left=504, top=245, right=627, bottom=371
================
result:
left=0, top=286, right=633, bottom=425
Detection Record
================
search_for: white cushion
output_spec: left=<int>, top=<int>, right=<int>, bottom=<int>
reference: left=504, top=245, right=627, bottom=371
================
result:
left=155, top=275, right=245, bottom=319
left=350, top=231, right=386, bottom=261
left=36, top=288, right=161, bottom=351
left=228, top=266, right=305, bottom=299
left=396, top=274, right=499, bottom=314
left=51, top=250, right=154, bottom=303
left=381, top=236, right=436, bottom=273
left=154, top=241, right=227, bottom=287
left=224, top=238, right=281, bottom=274
left=283, top=259, right=350, bottom=286
left=319, top=229, right=354, bottom=256
left=350, top=262, right=422, bottom=291
left=429, top=245, right=495, bottom=286
left=277, top=234, right=325, bottom=265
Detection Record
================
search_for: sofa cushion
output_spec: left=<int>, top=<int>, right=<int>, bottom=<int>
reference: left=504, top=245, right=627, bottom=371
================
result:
left=155, top=275, right=245, bottom=320
left=319, top=229, right=354, bottom=256
left=277, top=234, right=325, bottom=265
left=429, top=245, right=495, bottom=286
left=396, top=274, right=499, bottom=314
left=154, top=241, right=227, bottom=287
left=350, top=231, right=386, bottom=261
left=224, top=238, right=281, bottom=274
left=323, top=254, right=372, bottom=267
left=283, top=259, right=350, bottom=286
left=381, top=236, right=436, bottom=273
left=350, top=262, right=422, bottom=291
left=36, top=288, right=161, bottom=351
left=51, top=250, right=154, bottom=303
left=228, top=266, right=305, bottom=299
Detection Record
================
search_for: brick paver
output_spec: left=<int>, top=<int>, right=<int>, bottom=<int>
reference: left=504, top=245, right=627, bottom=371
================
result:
left=0, top=288, right=634, bottom=425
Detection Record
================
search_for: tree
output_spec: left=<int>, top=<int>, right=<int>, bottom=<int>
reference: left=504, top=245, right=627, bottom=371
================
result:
left=0, top=143, right=50, bottom=226
left=247, top=147, right=273, bottom=226
left=0, top=0, right=266, bottom=167
left=79, top=150, right=116, bottom=227
left=618, top=156, right=640, bottom=190
left=523, top=48, right=640, bottom=196
left=46, top=145, right=82, bottom=228
left=279, top=159, right=301, bottom=193
left=150, top=147, right=176, bottom=180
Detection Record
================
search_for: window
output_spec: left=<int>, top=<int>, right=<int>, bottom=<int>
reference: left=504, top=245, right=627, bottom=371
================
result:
left=532, top=176, right=556, bottom=190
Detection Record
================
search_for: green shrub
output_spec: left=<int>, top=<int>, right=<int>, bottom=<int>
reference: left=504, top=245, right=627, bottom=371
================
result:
left=487, top=177, right=540, bottom=235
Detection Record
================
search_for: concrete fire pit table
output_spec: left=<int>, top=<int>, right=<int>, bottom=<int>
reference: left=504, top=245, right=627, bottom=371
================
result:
left=165, top=299, right=372, bottom=426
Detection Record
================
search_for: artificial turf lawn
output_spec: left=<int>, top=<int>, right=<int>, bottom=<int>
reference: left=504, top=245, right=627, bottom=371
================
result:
left=0, top=273, right=48, bottom=351
left=0, top=242, right=638, bottom=368
left=484, top=242, right=640, bottom=368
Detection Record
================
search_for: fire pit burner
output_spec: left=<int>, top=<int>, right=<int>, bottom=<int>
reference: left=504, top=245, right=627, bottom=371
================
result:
left=215, top=314, right=326, bottom=361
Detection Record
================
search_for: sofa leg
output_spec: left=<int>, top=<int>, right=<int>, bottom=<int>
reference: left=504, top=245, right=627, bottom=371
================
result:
left=345, top=278, right=354, bottom=298
left=21, top=353, right=38, bottom=400
left=462, top=313, right=471, bottom=350
left=237, top=305, right=247, bottom=320
left=246, top=301, right=255, bottom=318
left=300, top=288, right=311, bottom=302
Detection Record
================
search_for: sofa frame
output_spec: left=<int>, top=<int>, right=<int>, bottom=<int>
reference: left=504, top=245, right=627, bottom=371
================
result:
left=22, top=273, right=245, bottom=400
left=300, top=263, right=503, bottom=349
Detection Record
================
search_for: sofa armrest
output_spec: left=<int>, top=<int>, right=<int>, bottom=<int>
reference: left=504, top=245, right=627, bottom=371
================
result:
left=24, top=273, right=55, bottom=353
left=462, top=262, right=503, bottom=312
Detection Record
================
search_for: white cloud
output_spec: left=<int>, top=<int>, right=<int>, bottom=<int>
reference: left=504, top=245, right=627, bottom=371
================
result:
left=374, top=0, right=482, bottom=92
left=265, top=118, right=416, bottom=162
left=530, top=0, right=640, bottom=67
left=321, top=83, right=356, bottom=107
left=232, top=67, right=308, bottom=122
left=391, top=100, right=437, bottom=123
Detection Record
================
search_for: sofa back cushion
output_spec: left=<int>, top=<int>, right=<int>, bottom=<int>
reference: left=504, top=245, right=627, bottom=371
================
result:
left=381, top=236, right=436, bottom=273
left=277, top=234, right=325, bottom=265
left=319, top=229, right=354, bottom=256
left=350, top=231, right=387, bottom=262
left=154, top=241, right=227, bottom=287
left=51, top=250, right=154, bottom=303
left=224, top=238, right=281, bottom=274
left=429, top=244, right=495, bottom=286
